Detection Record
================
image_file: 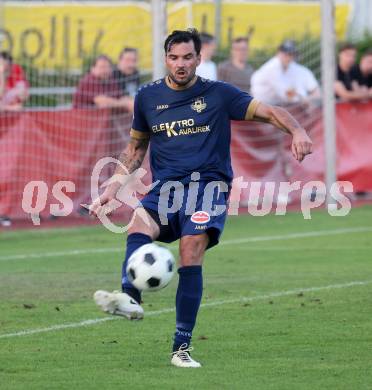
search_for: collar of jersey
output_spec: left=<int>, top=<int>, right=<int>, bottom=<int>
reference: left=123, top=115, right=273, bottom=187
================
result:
left=165, top=75, right=198, bottom=91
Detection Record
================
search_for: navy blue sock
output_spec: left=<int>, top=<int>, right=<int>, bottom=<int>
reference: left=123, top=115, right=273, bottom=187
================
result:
left=122, top=233, right=152, bottom=304
left=173, top=265, right=203, bottom=352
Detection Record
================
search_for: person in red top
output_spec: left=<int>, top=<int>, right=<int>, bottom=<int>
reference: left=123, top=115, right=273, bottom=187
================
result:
left=0, top=51, right=29, bottom=111
left=0, top=52, right=29, bottom=226
left=73, top=55, right=133, bottom=111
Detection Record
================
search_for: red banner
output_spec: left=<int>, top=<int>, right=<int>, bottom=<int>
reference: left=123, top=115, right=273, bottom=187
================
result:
left=0, top=102, right=371, bottom=219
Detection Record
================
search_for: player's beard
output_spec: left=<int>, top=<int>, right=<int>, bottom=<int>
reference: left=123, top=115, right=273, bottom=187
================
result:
left=168, top=69, right=196, bottom=87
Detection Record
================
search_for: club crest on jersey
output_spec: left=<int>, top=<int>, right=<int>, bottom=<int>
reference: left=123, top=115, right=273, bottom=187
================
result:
left=191, top=97, right=207, bottom=113
left=191, top=211, right=210, bottom=224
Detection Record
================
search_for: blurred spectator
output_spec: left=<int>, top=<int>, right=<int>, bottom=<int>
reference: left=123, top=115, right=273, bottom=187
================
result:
left=335, top=43, right=369, bottom=101
left=196, top=32, right=217, bottom=80
left=113, top=48, right=140, bottom=97
left=350, top=50, right=372, bottom=94
left=0, top=51, right=29, bottom=111
left=73, top=55, right=133, bottom=111
left=217, top=37, right=254, bottom=93
left=251, top=40, right=320, bottom=105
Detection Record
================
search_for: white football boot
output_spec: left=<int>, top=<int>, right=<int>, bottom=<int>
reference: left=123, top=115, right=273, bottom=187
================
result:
left=171, top=343, right=201, bottom=368
left=93, top=290, right=144, bottom=320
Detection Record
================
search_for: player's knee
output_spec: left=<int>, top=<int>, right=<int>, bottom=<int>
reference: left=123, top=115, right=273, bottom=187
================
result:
left=128, top=208, right=160, bottom=240
left=179, top=234, right=209, bottom=266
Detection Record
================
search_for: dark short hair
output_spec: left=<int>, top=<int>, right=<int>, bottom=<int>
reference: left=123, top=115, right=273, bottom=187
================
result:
left=0, top=51, right=13, bottom=63
left=361, top=49, right=372, bottom=58
left=232, top=37, right=249, bottom=45
left=92, top=55, right=113, bottom=67
left=119, top=47, right=138, bottom=59
left=200, top=32, right=215, bottom=45
left=164, top=28, right=201, bottom=55
left=338, top=42, right=357, bottom=53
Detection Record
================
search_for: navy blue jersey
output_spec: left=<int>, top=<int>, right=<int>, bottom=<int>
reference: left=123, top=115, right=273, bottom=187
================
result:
left=131, top=76, right=259, bottom=184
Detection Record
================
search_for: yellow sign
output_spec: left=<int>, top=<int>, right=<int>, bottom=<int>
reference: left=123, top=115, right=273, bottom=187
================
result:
left=2, top=3, right=153, bottom=69
left=190, top=2, right=349, bottom=49
left=0, top=2, right=350, bottom=70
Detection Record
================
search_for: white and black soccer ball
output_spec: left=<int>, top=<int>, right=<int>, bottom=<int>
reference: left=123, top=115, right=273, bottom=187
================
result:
left=126, top=243, right=175, bottom=291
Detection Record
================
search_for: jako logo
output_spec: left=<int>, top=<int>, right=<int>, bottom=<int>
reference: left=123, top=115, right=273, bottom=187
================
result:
left=156, top=104, right=169, bottom=110
left=191, top=211, right=210, bottom=224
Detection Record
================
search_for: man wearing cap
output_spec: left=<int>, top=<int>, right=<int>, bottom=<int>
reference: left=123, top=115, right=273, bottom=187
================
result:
left=251, top=40, right=320, bottom=105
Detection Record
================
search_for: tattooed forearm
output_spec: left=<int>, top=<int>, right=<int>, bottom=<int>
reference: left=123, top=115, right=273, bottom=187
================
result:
left=115, top=137, right=149, bottom=176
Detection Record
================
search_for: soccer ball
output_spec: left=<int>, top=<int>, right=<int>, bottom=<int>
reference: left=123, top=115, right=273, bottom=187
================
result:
left=126, top=243, right=175, bottom=291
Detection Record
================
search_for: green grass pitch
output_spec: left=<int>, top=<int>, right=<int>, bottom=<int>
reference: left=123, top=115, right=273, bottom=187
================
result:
left=1, top=206, right=372, bottom=389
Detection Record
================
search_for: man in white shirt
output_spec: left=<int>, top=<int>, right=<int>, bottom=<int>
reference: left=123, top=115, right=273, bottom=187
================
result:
left=196, top=32, right=217, bottom=80
left=251, top=40, right=320, bottom=105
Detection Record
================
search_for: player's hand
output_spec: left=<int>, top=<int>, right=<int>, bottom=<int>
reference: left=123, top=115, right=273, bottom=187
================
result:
left=291, top=130, right=313, bottom=162
left=86, top=192, right=111, bottom=218
left=87, top=187, right=119, bottom=218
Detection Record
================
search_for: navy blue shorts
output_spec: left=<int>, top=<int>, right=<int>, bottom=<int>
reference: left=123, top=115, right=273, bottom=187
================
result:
left=140, top=180, right=229, bottom=249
